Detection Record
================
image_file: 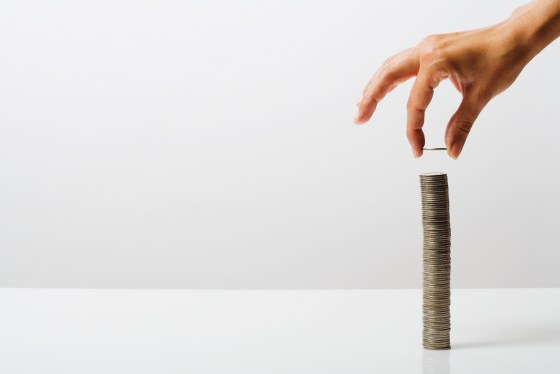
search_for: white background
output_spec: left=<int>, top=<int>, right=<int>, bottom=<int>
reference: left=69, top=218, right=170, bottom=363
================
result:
left=0, top=0, right=558, bottom=288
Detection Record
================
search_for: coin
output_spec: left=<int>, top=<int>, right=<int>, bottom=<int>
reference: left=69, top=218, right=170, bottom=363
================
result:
left=420, top=173, right=451, bottom=350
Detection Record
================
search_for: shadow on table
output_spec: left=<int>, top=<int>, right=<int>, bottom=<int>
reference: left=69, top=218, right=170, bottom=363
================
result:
left=452, top=326, right=560, bottom=349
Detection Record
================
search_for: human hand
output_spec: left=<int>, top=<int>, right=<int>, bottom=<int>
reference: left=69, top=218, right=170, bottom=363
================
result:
left=354, top=0, right=560, bottom=159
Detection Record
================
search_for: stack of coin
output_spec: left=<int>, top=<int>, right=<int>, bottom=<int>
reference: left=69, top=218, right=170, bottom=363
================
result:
left=420, top=173, right=451, bottom=350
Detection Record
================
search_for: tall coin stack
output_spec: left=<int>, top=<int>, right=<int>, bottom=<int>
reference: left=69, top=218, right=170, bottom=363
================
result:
left=420, top=173, right=451, bottom=350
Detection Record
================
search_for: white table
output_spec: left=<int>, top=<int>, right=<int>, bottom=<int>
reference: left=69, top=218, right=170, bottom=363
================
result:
left=1, top=289, right=559, bottom=373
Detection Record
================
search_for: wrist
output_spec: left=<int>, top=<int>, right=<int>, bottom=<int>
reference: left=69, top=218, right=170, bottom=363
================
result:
left=503, top=0, right=560, bottom=63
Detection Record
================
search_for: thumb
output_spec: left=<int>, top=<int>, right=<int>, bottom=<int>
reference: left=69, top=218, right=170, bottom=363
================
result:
left=445, top=94, right=486, bottom=159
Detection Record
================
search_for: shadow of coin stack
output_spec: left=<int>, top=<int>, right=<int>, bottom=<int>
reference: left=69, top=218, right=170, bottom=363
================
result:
left=420, top=173, right=451, bottom=350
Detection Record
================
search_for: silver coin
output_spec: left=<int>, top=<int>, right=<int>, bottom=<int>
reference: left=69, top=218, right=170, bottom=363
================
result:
left=419, top=173, right=451, bottom=350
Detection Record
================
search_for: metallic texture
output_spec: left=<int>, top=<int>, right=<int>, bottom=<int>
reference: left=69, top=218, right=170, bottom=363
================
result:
left=420, top=173, right=451, bottom=350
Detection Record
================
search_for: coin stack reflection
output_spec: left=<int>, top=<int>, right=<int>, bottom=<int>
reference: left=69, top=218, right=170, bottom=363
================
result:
left=420, top=173, right=451, bottom=350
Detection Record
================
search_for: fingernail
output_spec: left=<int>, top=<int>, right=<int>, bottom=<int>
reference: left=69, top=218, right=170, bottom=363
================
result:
left=353, top=113, right=361, bottom=124
left=448, top=140, right=464, bottom=159
left=413, top=148, right=422, bottom=158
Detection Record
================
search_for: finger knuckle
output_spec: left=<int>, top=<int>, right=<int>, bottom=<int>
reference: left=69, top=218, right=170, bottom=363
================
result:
left=406, top=100, right=417, bottom=111
left=420, top=47, right=445, bottom=66
left=406, top=99, right=424, bottom=114
left=417, top=35, right=446, bottom=65
left=420, top=34, right=441, bottom=46
left=379, top=55, right=397, bottom=76
left=452, top=120, right=473, bottom=134
left=382, top=55, right=395, bottom=66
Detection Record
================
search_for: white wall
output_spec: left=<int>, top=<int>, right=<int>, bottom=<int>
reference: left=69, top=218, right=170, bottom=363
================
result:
left=0, top=0, right=558, bottom=288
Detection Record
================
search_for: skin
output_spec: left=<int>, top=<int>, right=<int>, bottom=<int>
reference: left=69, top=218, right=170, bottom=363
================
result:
left=354, top=0, right=560, bottom=159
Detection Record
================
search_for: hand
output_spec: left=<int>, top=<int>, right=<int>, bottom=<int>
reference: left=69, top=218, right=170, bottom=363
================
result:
left=354, top=0, right=560, bottom=159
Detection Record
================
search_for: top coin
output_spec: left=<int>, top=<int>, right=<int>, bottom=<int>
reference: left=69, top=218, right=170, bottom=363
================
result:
left=420, top=172, right=448, bottom=177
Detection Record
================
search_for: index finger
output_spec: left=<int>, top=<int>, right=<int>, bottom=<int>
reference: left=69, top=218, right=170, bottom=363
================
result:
left=354, top=48, right=419, bottom=124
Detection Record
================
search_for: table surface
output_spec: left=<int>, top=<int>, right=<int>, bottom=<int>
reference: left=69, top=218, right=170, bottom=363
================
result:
left=1, top=288, right=559, bottom=374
